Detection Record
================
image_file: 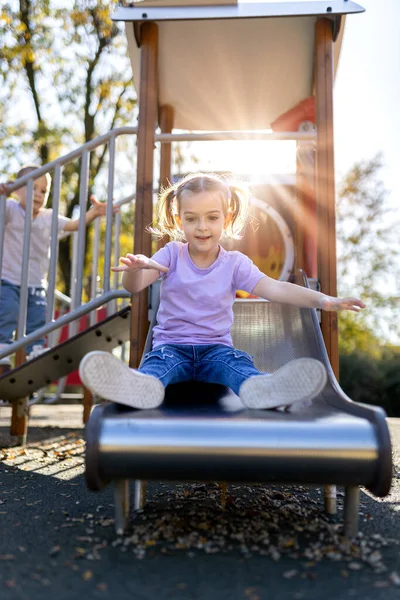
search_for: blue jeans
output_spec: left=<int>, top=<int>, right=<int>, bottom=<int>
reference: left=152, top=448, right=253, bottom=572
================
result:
left=0, top=279, right=47, bottom=353
left=140, top=344, right=263, bottom=395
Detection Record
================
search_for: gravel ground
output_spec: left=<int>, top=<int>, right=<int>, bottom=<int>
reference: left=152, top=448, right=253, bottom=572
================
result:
left=0, top=405, right=399, bottom=600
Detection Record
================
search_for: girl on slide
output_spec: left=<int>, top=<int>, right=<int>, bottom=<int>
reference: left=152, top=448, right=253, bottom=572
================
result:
left=79, top=173, right=364, bottom=411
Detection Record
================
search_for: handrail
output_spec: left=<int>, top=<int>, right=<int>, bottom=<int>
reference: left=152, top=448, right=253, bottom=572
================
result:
left=0, top=126, right=140, bottom=357
left=54, top=289, right=71, bottom=307
left=1, top=127, right=139, bottom=195
left=156, top=131, right=316, bottom=142
left=0, top=290, right=131, bottom=359
left=0, top=122, right=309, bottom=376
left=0, top=127, right=315, bottom=197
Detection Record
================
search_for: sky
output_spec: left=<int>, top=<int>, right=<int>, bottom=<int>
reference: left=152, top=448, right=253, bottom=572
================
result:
left=334, top=0, right=400, bottom=341
left=334, top=0, right=400, bottom=343
left=334, top=0, right=400, bottom=212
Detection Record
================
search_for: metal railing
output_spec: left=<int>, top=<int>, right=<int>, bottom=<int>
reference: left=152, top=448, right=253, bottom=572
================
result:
left=0, top=126, right=312, bottom=366
left=0, top=127, right=138, bottom=364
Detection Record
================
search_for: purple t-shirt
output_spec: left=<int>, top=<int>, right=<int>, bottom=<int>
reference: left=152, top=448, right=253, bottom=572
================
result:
left=151, top=242, right=264, bottom=348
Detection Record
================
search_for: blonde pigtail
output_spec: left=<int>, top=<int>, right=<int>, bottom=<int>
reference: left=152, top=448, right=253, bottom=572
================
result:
left=226, top=183, right=250, bottom=239
left=147, top=185, right=185, bottom=240
left=149, top=172, right=252, bottom=241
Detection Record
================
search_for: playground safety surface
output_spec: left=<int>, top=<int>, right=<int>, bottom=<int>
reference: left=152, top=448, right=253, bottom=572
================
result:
left=0, top=405, right=400, bottom=600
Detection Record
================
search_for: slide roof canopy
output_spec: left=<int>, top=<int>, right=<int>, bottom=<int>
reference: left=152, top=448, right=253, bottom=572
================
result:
left=114, top=1, right=364, bottom=130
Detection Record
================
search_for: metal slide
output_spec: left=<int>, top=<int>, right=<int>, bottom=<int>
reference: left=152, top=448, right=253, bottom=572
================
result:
left=85, top=274, right=392, bottom=536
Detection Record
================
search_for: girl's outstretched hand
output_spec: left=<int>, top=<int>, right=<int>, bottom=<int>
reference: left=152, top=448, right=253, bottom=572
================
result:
left=320, top=296, right=366, bottom=312
left=111, top=253, right=169, bottom=273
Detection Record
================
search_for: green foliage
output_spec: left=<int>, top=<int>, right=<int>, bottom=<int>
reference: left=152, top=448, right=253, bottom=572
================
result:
left=1, top=1, right=136, bottom=166
left=339, top=351, right=382, bottom=406
left=338, top=314, right=382, bottom=358
left=337, top=155, right=400, bottom=351
left=339, top=348, right=400, bottom=417
left=379, top=346, right=400, bottom=416
left=0, top=1, right=138, bottom=290
left=336, top=157, right=400, bottom=413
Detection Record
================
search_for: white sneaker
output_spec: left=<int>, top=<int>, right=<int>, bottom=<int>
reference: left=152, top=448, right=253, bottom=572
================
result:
left=79, top=351, right=165, bottom=409
left=239, top=358, right=327, bottom=410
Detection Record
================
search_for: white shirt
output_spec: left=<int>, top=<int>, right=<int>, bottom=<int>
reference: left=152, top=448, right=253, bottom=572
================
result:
left=1, top=199, right=70, bottom=287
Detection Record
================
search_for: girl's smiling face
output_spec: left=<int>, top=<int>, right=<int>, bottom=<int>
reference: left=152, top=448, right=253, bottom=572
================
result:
left=176, top=191, right=230, bottom=260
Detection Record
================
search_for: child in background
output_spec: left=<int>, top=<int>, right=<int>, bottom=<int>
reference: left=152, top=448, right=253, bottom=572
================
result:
left=0, top=165, right=115, bottom=366
left=79, top=172, right=365, bottom=411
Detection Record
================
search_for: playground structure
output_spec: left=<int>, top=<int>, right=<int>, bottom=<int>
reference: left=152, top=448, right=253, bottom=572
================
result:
left=0, top=1, right=392, bottom=537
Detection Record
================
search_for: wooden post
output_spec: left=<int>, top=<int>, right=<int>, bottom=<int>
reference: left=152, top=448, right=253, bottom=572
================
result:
left=159, top=105, right=174, bottom=188
left=315, top=18, right=338, bottom=376
left=303, top=190, right=318, bottom=279
left=10, top=347, right=28, bottom=444
left=82, top=387, right=93, bottom=424
left=158, top=105, right=174, bottom=250
left=295, top=144, right=305, bottom=273
left=130, top=22, right=159, bottom=368
left=296, top=140, right=318, bottom=278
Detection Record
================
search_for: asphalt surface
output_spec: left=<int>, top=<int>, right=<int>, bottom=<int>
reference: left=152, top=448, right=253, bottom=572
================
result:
left=0, top=405, right=399, bottom=600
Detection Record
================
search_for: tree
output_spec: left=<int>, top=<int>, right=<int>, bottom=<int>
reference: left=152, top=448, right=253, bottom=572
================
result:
left=0, top=0, right=137, bottom=290
left=380, top=346, right=400, bottom=416
left=336, top=155, right=400, bottom=355
left=339, top=351, right=382, bottom=405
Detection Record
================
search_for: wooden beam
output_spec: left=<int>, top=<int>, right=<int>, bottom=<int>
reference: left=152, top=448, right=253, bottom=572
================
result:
left=296, top=142, right=318, bottom=278
left=315, top=18, right=338, bottom=376
left=10, top=347, right=28, bottom=444
left=295, top=145, right=305, bottom=273
left=130, top=22, right=159, bottom=368
left=82, top=386, right=93, bottom=424
left=159, top=105, right=174, bottom=187
left=158, top=105, right=174, bottom=250
left=10, top=398, right=28, bottom=444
